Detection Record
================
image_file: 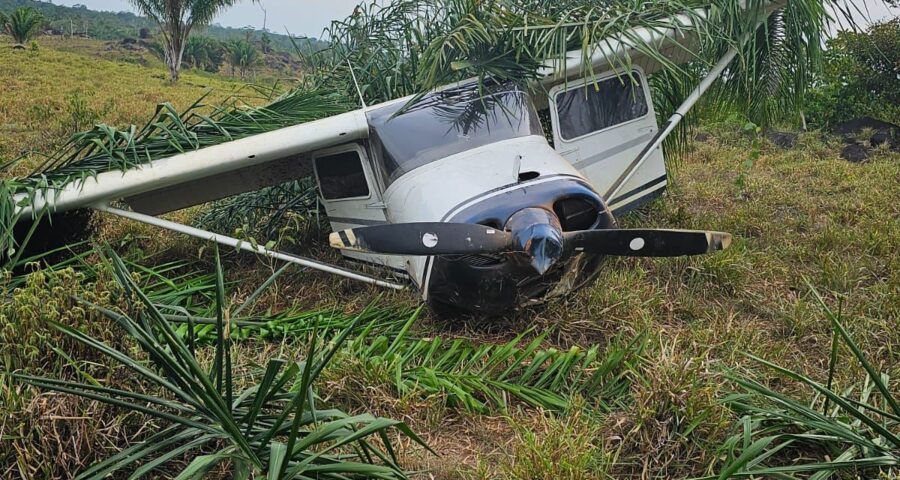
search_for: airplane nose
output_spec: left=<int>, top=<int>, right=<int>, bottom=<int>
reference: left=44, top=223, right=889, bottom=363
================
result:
left=506, top=208, right=565, bottom=275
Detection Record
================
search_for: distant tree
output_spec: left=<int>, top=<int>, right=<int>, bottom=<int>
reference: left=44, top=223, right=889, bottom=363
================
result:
left=1, top=7, right=45, bottom=46
left=260, top=30, right=271, bottom=53
left=128, top=0, right=249, bottom=82
left=183, top=35, right=224, bottom=72
left=226, top=38, right=259, bottom=78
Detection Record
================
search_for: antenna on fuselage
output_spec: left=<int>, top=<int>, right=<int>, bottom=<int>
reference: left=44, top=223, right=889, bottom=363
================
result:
left=346, top=59, right=367, bottom=108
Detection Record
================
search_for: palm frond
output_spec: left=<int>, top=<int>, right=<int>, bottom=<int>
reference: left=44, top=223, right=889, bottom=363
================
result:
left=345, top=314, right=645, bottom=413
left=711, top=281, right=899, bottom=479
left=12, top=246, right=427, bottom=479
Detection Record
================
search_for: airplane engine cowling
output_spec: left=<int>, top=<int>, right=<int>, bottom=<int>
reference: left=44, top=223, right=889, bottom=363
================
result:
left=424, top=177, right=615, bottom=314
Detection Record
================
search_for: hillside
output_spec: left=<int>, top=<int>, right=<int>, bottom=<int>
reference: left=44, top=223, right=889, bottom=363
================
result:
left=0, top=37, right=259, bottom=176
left=0, top=0, right=329, bottom=51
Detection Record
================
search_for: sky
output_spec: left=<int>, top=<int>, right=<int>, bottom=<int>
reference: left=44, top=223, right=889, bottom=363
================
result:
left=49, top=0, right=899, bottom=39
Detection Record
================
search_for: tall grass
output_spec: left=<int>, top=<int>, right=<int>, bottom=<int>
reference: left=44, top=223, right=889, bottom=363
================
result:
left=711, top=281, right=899, bottom=478
left=11, top=246, right=429, bottom=479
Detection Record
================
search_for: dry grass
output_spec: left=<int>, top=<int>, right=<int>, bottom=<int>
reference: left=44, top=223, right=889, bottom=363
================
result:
left=0, top=37, right=247, bottom=176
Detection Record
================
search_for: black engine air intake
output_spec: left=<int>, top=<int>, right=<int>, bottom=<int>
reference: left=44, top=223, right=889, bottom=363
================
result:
left=553, top=197, right=599, bottom=231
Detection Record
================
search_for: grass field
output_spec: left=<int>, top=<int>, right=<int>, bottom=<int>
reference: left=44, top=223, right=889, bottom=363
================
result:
left=0, top=37, right=254, bottom=176
left=1, top=38, right=898, bottom=479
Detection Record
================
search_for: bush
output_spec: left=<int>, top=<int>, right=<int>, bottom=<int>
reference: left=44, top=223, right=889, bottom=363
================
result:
left=805, top=19, right=900, bottom=127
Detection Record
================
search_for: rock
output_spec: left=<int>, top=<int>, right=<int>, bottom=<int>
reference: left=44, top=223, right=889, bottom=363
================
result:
left=870, top=131, right=892, bottom=148
left=832, top=116, right=900, bottom=150
left=831, top=116, right=900, bottom=136
left=766, top=131, right=798, bottom=149
left=840, top=143, right=869, bottom=163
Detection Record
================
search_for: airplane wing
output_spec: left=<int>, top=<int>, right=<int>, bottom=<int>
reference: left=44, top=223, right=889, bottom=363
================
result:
left=13, top=108, right=369, bottom=218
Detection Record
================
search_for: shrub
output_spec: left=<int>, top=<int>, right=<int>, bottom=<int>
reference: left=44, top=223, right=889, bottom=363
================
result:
left=805, top=19, right=900, bottom=126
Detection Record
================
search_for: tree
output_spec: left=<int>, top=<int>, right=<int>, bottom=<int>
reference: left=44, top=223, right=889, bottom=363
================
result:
left=1, top=7, right=45, bottom=46
left=805, top=18, right=900, bottom=126
left=226, top=38, right=260, bottom=78
left=129, top=0, right=245, bottom=82
left=183, top=35, right=225, bottom=72
left=260, top=30, right=271, bottom=53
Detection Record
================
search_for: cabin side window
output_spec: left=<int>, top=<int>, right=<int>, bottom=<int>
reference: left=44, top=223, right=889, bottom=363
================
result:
left=554, top=73, right=649, bottom=141
left=314, top=150, right=370, bottom=200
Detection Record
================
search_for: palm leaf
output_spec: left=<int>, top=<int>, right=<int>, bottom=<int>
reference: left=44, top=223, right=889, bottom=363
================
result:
left=714, top=281, right=899, bottom=478
left=11, top=246, right=426, bottom=479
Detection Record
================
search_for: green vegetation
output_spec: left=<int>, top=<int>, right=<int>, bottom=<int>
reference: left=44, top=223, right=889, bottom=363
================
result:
left=715, top=283, right=899, bottom=477
left=0, top=0, right=328, bottom=50
left=183, top=34, right=225, bottom=72
left=0, top=6, right=42, bottom=45
left=14, top=247, right=428, bottom=478
left=806, top=18, right=900, bottom=127
left=226, top=37, right=261, bottom=78
left=0, top=38, right=247, bottom=174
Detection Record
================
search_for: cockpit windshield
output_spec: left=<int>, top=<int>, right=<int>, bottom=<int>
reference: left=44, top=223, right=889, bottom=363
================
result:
left=367, top=83, right=543, bottom=186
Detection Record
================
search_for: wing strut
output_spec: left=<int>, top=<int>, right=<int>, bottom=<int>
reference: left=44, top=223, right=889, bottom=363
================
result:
left=93, top=204, right=406, bottom=290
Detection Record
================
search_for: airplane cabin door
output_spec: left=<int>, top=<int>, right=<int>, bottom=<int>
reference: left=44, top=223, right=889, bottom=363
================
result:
left=548, top=68, right=667, bottom=213
left=312, top=144, right=407, bottom=275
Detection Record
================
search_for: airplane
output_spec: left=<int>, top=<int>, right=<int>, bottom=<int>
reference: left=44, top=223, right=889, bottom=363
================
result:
left=8, top=2, right=786, bottom=314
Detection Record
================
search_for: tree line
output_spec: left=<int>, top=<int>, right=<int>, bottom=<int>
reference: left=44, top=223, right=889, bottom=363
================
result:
left=0, top=5, right=266, bottom=78
left=0, top=0, right=327, bottom=47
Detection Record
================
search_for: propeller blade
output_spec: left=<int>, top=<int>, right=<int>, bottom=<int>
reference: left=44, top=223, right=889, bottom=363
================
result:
left=564, top=229, right=732, bottom=257
left=329, top=223, right=513, bottom=255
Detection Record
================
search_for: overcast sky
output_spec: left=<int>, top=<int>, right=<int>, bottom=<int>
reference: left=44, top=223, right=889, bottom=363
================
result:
left=49, top=0, right=899, bottom=39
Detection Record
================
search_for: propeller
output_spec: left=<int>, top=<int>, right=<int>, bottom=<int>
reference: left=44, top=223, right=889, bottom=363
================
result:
left=329, top=222, right=511, bottom=255
left=330, top=223, right=729, bottom=255
left=564, top=228, right=731, bottom=257
left=329, top=207, right=731, bottom=275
